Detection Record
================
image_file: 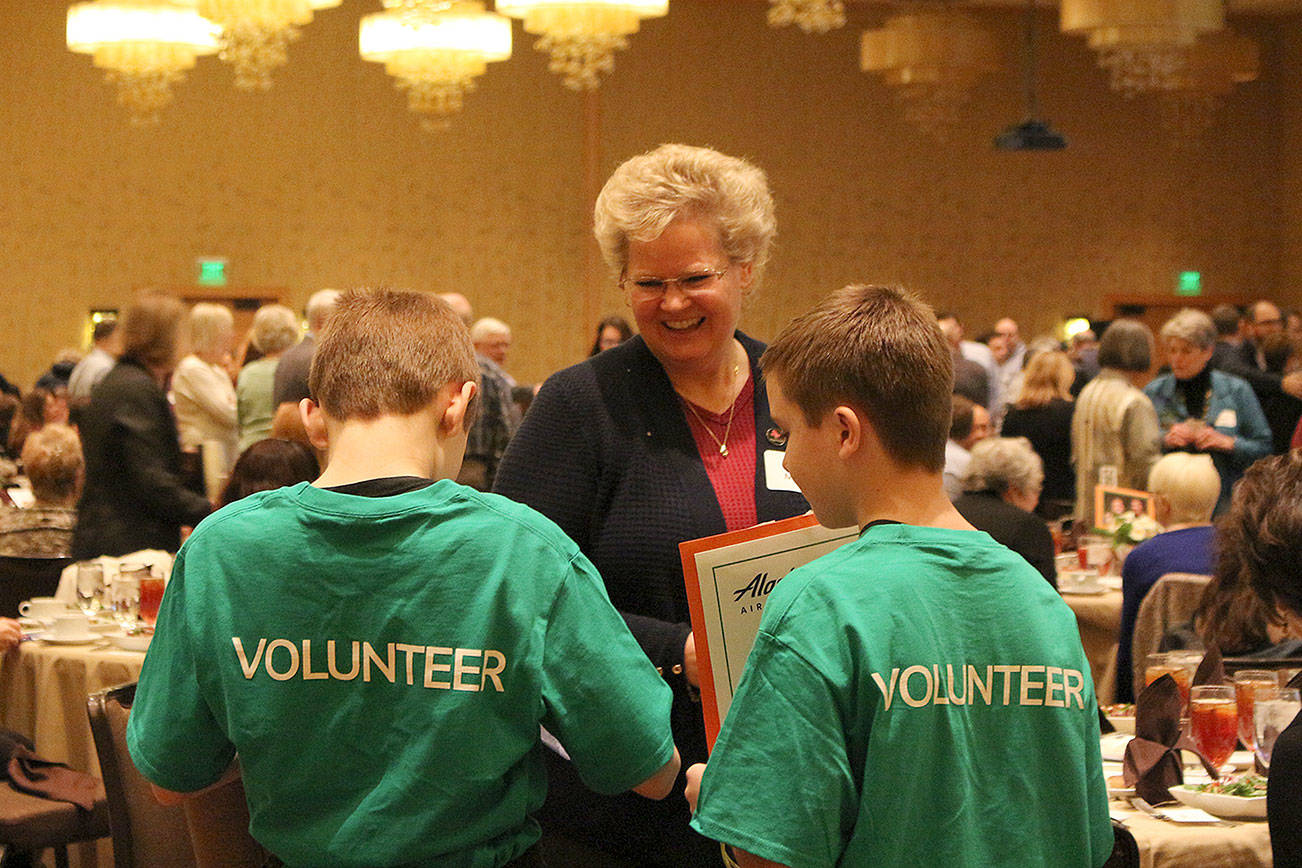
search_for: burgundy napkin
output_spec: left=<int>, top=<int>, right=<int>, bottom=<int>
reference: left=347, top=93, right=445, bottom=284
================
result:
left=1124, top=675, right=1218, bottom=803
left=1192, top=645, right=1225, bottom=688
left=1, top=730, right=101, bottom=811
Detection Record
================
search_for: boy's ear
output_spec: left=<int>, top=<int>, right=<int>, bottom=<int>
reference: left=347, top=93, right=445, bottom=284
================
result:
left=300, top=399, right=330, bottom=453
left=440, top=380, right=478, bottom=435
left=831, top=405, right=863, bottom=459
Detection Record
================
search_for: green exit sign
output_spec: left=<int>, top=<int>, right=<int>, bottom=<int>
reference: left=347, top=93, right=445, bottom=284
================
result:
left=1176, top=271, right=1202, bottom=297
left=197, top=257, right=228, bottom=287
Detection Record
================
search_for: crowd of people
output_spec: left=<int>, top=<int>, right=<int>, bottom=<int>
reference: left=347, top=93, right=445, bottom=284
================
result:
left=1, top=142, right=1300, bottom=867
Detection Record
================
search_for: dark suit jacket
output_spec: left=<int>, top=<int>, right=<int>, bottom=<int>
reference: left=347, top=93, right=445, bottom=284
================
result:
left=494, top=332, right=808, bottom=863
left=1213, top=340, right=1302, bottom=453
left=72, top=359, right=211, bottom=558
left=955, top=490, right=1056, bottom=587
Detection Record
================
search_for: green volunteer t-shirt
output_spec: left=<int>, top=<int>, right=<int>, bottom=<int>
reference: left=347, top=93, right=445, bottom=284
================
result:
left=692, top=524, right=1112, bottom=868
left=127, top=480, right=674, bottom=868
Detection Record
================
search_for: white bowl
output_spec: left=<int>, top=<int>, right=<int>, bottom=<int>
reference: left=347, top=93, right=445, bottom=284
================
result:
left=1170, top=784, right=1267, bottom=819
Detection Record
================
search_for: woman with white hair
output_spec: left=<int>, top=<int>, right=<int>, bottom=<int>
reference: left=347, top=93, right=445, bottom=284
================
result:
left=172, top=302, right=238, bottom=474
left=1144, top=307, right=1271, bottom=515
left=1114, top=452, right=1221, bottom=702
left=237, top=304, right=300, bottom=452
left=494, top=144, right=809, bottom=865
left=954, top=437, right=1056, bottom=586
left=0, top=424, right=82, bottom=557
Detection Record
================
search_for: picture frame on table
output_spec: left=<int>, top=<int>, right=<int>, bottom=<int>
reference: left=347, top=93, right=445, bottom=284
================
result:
left=1093, top=484, right=1155, bottom=532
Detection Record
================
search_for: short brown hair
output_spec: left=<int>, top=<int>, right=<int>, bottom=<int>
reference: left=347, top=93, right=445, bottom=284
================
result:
left=762, top=285, right=952, bottom=471
left=309, top=288, right=480, bottom=424
left=119, top=291, right=186, bottom=370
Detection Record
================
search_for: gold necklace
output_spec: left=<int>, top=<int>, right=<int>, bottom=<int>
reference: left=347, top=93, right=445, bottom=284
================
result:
left=683, top=363, right=742, bottom=458
left=685, top=398, right=736, bottom=457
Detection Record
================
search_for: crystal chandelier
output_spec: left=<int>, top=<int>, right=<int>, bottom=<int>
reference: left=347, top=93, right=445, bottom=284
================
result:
left=1059, top=0, right=1225, bottom=96
left=767, top=0, right=845, bottom=35
left=860, top=10, right=998, bottom=139
left=1156, top=30, right=1259, bottom=140
left=66, top=0, right=220, bottom=125
left=196, top=0, right=341, bottom=90
left=495, top=0, right=667, bottom=91
left=359, top=2, right=511, bottom=130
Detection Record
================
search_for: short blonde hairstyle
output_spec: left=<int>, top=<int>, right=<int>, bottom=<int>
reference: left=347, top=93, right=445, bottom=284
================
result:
left=188, top=303, right=234, bottom=357
left=1015, top=350, right=1075, bottom=409
left=963, top=437, right=1043, bottom=496
left=1148, top=452, right=1220, bottom=524
left=251, top=304, right=300, bottom=355
left=593, top=144, right=776, bottom=286
left=21, top=423, right=83, bottom=504
left=1159, top=308, right=1217, bottom=350
left=469, top=317, right=510, bottom=343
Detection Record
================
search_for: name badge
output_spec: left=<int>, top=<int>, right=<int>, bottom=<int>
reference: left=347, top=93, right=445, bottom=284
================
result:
left=1214, top=409, right=1237, bottom=429
left=764, top=449, right=801, bottom=493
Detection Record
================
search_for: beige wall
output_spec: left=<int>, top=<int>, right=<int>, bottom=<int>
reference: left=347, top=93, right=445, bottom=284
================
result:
left=0, top=3, right=1295, bottom=389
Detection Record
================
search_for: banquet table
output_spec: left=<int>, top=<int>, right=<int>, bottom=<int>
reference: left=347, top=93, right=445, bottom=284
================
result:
left=0, top=636, right=147, bottom=867
left=1109, top=798, right=1273, bottom=867
left=1063, top=587, right=1123, bottom=706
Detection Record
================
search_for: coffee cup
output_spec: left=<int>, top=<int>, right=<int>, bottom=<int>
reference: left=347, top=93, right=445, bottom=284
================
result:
left=1060, top=569, right=1102, bottom=594
left=19, top=597, right=67, bottom=619
left=49, top=612, right=92, bottom=640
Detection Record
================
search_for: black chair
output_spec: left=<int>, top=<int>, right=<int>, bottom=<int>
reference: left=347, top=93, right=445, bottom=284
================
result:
left=1101, top=819, right=1139, bottom=868
left=0, top=557, right=72, bottom=618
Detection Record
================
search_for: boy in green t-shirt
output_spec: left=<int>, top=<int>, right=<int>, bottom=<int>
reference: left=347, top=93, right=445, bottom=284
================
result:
left=127, top=289, right=679, bottom=867
left=685, top=286, right=1111, bottom=867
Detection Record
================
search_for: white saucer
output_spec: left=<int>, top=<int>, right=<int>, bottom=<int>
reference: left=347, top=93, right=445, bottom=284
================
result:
left=108, top=633, right=152, bottom=652
left=41, top=632, right=102, bottom=645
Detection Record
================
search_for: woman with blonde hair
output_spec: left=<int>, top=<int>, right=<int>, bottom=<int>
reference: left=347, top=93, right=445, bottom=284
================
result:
left=237, top=304, right=300, bottom=451
left=1002, top=349, right=1075, bottom=519
left=1115, top=452, right=1221, bottom=702
left=495, top=144, right=808, bottom=864
left=172, top=302, right=238, bottom=474
left=0, top=424, right=82, bottom=557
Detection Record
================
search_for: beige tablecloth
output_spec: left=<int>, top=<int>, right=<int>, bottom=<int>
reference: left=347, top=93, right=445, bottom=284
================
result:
left=0, top=638, right=146, bottom=866
left=1064, top=589, right=1123, bottom=705
left=1110, top=802, right=1273, bottom=867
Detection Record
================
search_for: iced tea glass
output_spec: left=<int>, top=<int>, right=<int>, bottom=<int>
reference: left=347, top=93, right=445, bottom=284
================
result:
left=1190, top=685, right=1239, bottom=774
left=139, top=575, right=165, bottom=627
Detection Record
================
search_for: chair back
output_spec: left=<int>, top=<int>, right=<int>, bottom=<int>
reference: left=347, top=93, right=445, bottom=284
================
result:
left=1130, top=572, right=1212, bottom=701
left=86, top=682, right=197, bottom=868
left=0, top=555, right=73, bottom=617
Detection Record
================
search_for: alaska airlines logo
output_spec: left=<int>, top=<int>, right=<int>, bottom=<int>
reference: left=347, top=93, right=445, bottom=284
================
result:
left=733, top=572, right=778, bottom=602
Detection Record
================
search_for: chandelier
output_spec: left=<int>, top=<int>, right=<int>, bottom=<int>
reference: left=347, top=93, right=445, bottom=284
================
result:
left=359, top=2, right=511, bottom=130
left=1156, top=30, right=1259, bottom=139
left=196, top=0, right=341, bottom=90
left=1059, top=0, right=1225, bottom=96
left=860, top=10, right=998, bottom=139
left=66, top=1, right=220, bottom=125
left=495, top=0, right=667, bottom=91
left=767, top=0, right=844, bottom=35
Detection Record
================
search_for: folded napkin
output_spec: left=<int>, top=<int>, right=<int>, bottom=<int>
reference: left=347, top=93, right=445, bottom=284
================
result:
left=1288, top=669, right=1302, bottom=691
left=1, top=728, right=101, bottom=811
left=1124, top=675, right=1218, bottom=803
left=1192, top=645, right=1224, bottom=688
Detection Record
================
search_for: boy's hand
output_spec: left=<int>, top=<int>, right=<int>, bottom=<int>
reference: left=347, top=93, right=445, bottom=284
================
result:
left=684, top=762, right=706, bottom=813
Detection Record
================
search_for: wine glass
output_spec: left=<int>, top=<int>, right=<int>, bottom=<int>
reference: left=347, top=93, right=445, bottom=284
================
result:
left=75, top=561, right=104, bottom=615
left=1190, top=685, right=1238, bottom=775
left=109, top=572, right=141, bottom=631
left=1254, top=686, right=1301, bottom=773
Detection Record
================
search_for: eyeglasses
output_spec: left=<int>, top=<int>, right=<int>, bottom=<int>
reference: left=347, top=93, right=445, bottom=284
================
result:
left=620, top=266, right=729, bottom=298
